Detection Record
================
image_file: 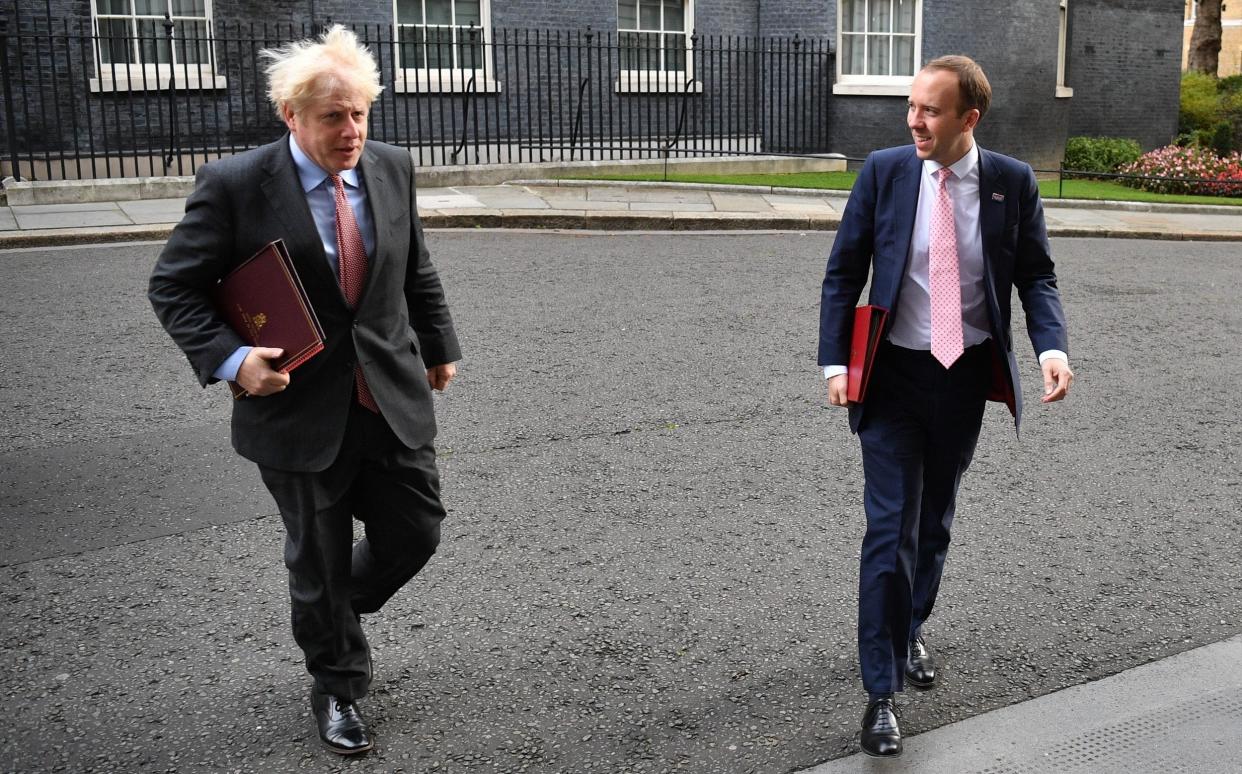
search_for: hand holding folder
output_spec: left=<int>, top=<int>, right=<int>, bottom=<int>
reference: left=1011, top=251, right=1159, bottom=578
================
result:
left=847, top=305, right=888, bottom=403
left=211, top=240, right=325, bottom=398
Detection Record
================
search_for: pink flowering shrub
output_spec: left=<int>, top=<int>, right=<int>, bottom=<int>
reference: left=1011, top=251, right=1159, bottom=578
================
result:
left=1119, top=145, right=1242, bottom=197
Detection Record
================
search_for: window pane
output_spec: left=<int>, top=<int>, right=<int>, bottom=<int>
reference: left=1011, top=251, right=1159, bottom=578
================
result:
left=840, top=33, right=864, bottom=74
left=868, top=0, right=891, bottom=33
left=424, top=25, right=450, bottom=68
left=663, top=33, right=686, bottom=71
left=134, top=0, right=166, bottom=16
left=396, top=0, right=422, bottom=24
left=98, top=18, right=135, bottom=64
left=96, top=0, right=131, bottom=14
left=137, top=18, right=172, bottom=64
left=457, top=0, right=481, bottom=26
left=894, top=0, right=915, bottom=34
left=398, top=25, right=425, bottom=69
left=893, top=34, right=914, bottom=76
left=639, top=0, right=661, bottom=31
left=618, top=0, right=637, bottom=29
left=620, top=31, right=660, bottom=69
left=170, top=0, right=206, bottom=16
left=459, top=38, right=482, bottom=69
left=841, top=0, right=865, bottom=33
left=426, top=0, right=452, bottom=25
left=174, top=20, right=209, bottom=63
left=663, top=0, right=684, bottom=32
left=866, top=34, right=889, bottom=75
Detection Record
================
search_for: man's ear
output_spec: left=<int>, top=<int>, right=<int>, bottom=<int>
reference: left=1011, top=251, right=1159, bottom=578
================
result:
left=281, top=104, right=298, bottom=132
left=963, top=108, right=981, bottom=132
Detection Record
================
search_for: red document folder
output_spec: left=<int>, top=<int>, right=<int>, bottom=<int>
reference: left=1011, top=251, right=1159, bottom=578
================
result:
left=212, top=239, right=325, bottom=398
left=846, top=304, right=889, bottom=403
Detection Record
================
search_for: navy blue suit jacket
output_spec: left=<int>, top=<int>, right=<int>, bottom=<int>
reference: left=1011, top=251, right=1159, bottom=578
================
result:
left=818, top=144, right=1068, bottom=433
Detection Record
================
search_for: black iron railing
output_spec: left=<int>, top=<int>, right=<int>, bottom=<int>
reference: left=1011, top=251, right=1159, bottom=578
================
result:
left=0, top=10, right=834, bottom=181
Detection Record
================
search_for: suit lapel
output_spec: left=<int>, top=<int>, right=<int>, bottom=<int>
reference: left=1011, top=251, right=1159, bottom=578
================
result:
left=260, top=139, right=347, bottom=309
left=356, top=144, right=390, bottom=306
left=886, top=149, right=922, bottom=304
left=977, top=148, right=1007, bottom=276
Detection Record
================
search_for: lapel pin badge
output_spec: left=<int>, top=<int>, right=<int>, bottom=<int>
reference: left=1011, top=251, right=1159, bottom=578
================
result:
left=991, top=192, right=1005, bottom=202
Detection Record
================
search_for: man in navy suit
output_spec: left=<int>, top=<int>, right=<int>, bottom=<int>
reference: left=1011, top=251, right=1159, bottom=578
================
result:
left=817, top=55, right=1073, bottom=758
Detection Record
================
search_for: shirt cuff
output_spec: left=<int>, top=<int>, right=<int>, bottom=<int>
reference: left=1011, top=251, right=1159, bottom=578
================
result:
left=1037, top=350, right=1068, bottom=366
left=213, top=346, right=252, bottom=383
left=823, top=365, right=848, bottom=379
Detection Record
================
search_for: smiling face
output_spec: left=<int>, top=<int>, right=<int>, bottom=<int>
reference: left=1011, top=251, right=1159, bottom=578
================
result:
left=907, top=67, right=979, bottom=167
left=283, top=88, right=370, bottom=173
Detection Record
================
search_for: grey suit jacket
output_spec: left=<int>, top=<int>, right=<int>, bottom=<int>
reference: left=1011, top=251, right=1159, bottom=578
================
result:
left=150, top=136, right=461, bottom=472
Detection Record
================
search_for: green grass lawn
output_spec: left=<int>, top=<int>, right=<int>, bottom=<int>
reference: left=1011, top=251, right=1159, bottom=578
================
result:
left=563, top=170, right=1242, bottom=207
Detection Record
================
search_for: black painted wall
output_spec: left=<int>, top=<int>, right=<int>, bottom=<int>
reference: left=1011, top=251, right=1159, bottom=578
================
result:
left=1067, top=0, right=1182, bottom=150
left=1, top=0, right=1184, bottom=176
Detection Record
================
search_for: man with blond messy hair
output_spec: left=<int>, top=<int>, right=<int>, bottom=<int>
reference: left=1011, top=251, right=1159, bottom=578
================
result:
left=150, top=25, right=461, bottom=755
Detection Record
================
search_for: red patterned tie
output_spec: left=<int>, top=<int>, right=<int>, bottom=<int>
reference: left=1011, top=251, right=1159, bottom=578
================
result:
left=929, top=167, right=964, bottom=369
left=331, top=173, right=379, bottom=413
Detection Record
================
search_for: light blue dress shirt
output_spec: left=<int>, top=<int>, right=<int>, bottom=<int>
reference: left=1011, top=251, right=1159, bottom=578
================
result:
left=213, top=135, right=377, bottom=382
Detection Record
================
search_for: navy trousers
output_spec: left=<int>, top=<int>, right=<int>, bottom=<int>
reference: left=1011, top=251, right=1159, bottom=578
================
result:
left=855, top=340, right=990, bottom=694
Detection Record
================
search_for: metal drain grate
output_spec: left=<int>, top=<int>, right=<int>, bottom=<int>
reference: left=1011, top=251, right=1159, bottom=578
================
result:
left=962, top=689, right=1242, bottom=774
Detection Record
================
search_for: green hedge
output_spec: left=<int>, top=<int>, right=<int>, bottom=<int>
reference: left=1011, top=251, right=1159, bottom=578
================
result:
left=1179, top=71, right=1242, bottom=155
left=1063, top=136, right=1143, bottom=175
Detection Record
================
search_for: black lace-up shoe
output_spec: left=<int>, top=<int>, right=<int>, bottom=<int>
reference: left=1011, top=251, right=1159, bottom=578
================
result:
left=312, top=689, right=373, bottom=755
left=860, top=695, right=902, bottom=758
left=905, top=634, right=937, bottom=689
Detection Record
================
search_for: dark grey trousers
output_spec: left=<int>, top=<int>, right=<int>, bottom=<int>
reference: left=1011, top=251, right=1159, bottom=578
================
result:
left=258, top=402, right=445, bottom=700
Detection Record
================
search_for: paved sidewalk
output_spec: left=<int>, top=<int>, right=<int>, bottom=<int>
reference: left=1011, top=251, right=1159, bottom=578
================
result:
left=2, top=180, right=1242, bottom=247
left=799, top=634, right=1242, bottom=773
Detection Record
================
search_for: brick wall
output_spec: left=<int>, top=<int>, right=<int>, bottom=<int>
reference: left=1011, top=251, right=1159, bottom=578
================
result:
left=1068, top=0, right=1183, bottom=150
left=826, top=0, right=1073, bottom=170
left=0, top=0, right=1184, bottom=176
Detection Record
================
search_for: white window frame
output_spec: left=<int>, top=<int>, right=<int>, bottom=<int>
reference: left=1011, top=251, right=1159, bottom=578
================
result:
left=89, top=0, right=226, bottom=93
left=833, top=0, right=922, bottom=96
left=615, top=0, right=701, bottom=94
left=392, top=0, right=500, bottom=94
left=1056, top=0, right=1073, bottom=98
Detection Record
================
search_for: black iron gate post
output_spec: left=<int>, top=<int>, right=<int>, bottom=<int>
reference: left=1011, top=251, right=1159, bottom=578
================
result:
left=0, top=18, right=23, bottom=182
left=163, top=13, right=178, bottom=172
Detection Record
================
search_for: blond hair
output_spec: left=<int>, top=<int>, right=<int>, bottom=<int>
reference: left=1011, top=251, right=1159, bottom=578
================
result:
left=262, top=24, right=384, bottom=119
left=923, top=55, right=991, bottom=120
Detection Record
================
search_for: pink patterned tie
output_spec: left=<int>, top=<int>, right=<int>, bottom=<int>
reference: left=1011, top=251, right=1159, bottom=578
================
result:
left=929, top=167, right=964, bottom=369
left=331, top=173, right=379, bottom=413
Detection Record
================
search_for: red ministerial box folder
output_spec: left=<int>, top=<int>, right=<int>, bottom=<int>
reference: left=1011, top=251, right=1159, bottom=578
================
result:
left=211, top=239, right=325, bottom=399
left=847, top=304, right=889, bottom=403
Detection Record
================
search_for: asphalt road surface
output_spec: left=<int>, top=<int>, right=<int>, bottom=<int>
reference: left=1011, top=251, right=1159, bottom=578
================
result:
left=1, top=232, right=1239, bottom=773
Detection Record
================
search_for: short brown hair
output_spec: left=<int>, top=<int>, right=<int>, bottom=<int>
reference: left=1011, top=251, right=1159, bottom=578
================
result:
left=923, top=55, right=991, bottom=120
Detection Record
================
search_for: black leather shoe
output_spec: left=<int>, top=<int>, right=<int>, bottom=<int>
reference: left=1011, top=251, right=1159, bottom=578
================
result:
left=905, top=634, right=937, bottom=689
left=311, top=690, right=373, bottom=755
left=860, top=696, right=902, bottom=758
